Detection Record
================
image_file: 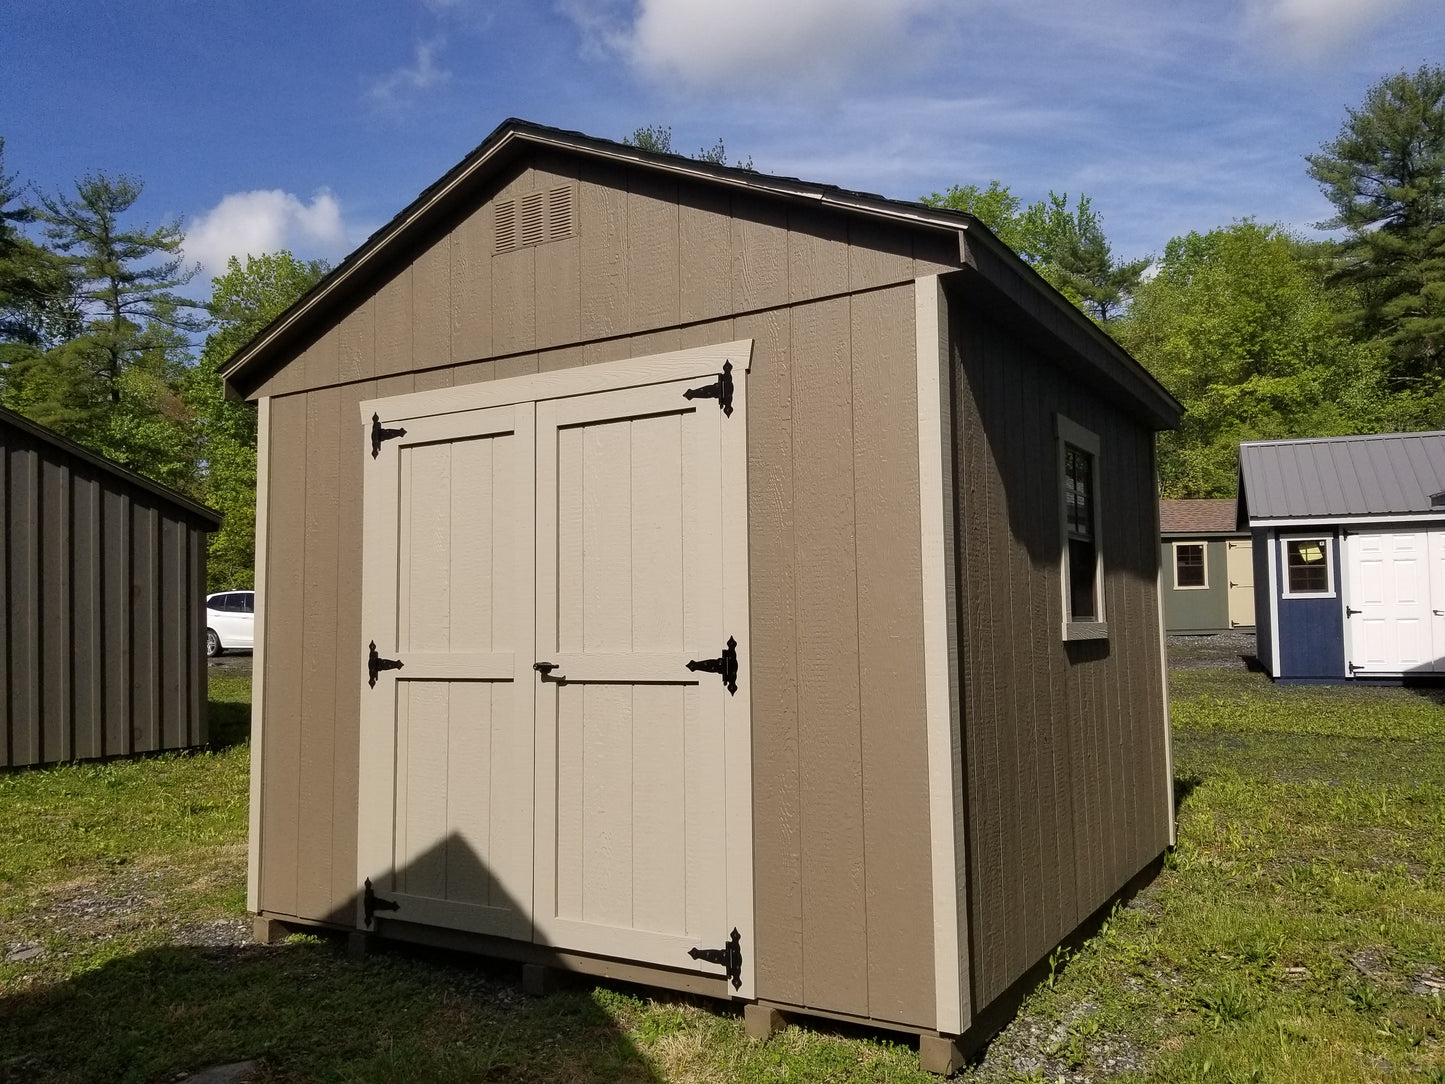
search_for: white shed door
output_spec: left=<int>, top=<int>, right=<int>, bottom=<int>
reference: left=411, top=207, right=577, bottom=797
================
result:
left=358, top=404, right=537, bottom=940
left=1344, top=529, right=1444, bottom=674
left=533, top=379, right=738, bottom=973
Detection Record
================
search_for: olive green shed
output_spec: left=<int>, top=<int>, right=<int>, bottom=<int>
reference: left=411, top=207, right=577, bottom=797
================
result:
left=223, top=120, right=1181, bottom=1071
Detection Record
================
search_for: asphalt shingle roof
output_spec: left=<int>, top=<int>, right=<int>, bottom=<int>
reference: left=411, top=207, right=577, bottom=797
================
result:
left=1160, top=498, right=1240, bottom=535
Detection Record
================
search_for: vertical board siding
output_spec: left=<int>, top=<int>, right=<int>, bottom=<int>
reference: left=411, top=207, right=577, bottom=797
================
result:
left=249, top=155, right=948, bottom=1028
left=950, top=298, right=1169, bottom=1010
left=0, top=418, right=212, bottom=769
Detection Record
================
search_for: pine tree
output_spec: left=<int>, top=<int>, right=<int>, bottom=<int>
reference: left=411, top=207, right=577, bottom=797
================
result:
left=1307, top=65, right=1445, bottom=382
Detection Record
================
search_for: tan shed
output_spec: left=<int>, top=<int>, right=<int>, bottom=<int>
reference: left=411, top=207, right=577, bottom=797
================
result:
left=223, top=120, right=1182, bottom=1072
left=1, top=405, right=220, bottom=768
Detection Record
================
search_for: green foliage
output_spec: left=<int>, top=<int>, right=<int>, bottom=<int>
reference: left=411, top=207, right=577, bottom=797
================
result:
left=624, top=125, right=754, bottom=169
left=1, top=173, right=208, bottom=489
left=1117, top=221, right=1394, bottom=496
left=187, top=252, right=328, bottom=589
left=1307, top=65, right=1445, bottom=384
left=922, top=182, right=1147, bottom=320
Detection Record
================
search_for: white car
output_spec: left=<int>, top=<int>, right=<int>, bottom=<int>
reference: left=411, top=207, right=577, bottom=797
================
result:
left=205, top=590, right=255, bottom=657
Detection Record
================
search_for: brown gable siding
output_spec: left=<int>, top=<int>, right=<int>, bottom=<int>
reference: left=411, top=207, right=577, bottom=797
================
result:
left=950, top=295, right=1168, bottom=1008
left=250, top=154, right=956, bottom=401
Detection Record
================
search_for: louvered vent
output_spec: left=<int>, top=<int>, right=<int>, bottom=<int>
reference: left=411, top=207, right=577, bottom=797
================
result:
left=495, top=199, right=517, bottom=252
left=548, top=185, right=575, bottom=241
left=519, top=192, right=546, bottom=247
left=495, top=185, right=576, bottom=253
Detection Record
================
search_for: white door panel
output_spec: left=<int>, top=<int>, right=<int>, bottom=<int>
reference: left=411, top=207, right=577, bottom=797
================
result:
left=1345, top=530, right=1444, bottom=674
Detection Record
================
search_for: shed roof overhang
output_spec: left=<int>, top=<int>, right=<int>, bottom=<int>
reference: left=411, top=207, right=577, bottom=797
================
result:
left=220, top=119, right=1181, bottom=430
left=0, top=405, right=222, bottom=528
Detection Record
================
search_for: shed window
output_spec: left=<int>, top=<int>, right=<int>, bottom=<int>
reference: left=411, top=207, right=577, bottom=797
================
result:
left=1057, top=415, right=1106, bottom=640
left=1282, top=537, right=1334, bottom=597
left=1173, top=542, right=1207, bottom=589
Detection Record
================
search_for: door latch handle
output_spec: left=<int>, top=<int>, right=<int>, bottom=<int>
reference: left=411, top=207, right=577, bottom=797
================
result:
left=533, top=661, right=561, bottom=681
left=1434, top=610, right=1445, bottom=617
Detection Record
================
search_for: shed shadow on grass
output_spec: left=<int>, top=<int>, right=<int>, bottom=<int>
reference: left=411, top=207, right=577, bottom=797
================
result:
left=0, top=832, right=661, bottom=1084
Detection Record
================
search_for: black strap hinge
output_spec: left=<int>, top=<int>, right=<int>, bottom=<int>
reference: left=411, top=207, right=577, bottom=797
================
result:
left=683, top=361, right=734, bottom=417
left=689, top=927, right=742, bottom=989
left=371, top=413, right=408, bottom=458
left=1346, top=606, right=1361, bottom=617
left=363, top=877, right=399, bottom=926
left=687, top=636, right=738, bottom=695
left=368, top=641, right=404, bottom=687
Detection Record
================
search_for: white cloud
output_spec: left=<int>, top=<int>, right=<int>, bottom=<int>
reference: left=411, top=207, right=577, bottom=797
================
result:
left=563, top=0, right=957, bottom=91
left=1241, top=0, right=1419, bottom=59
left=184, top=189, right=350, bottom=278
left=369, top=37, right=451, bottom=105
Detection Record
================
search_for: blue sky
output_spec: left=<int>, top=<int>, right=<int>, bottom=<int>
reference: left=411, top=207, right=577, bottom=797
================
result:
left=3, top=0, right=1441, bottom=291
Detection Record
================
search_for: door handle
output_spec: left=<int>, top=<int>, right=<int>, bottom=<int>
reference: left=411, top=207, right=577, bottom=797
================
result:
left=1434, top=610, right=1445, bottom=617
left=533, top=661, right=562, bottom=681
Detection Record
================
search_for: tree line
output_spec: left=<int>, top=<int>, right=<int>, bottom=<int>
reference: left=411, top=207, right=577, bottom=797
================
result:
left=1, top=66, right=1441, bottom=589
left=926, top=65, right=1445, bottom=496
left=0, top=157, right=325, bottom=588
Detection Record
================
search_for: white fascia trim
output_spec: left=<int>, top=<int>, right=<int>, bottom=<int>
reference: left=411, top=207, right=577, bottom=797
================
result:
left=1250, top=513, right=1445, bottom=528
left=916, top=275, right=965, bottom=1035
left=246, top=395, right=271, bottom=913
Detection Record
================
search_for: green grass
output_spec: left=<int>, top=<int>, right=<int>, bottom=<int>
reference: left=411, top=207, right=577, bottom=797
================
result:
left=2, top=663, right=1444, bottom=1081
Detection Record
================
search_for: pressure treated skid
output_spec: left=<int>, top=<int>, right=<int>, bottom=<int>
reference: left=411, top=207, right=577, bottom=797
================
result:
left=224, top=120, right=1181, bottom=1067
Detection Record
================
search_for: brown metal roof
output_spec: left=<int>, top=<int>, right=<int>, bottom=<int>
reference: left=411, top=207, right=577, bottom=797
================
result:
left=1238, top=431, right=1445, bottom=521
left=0, top=405, right=221, bottom=527
left=1159, top=498, right=1240, bottom=535
left=218, top=119, right=1181, bottom=429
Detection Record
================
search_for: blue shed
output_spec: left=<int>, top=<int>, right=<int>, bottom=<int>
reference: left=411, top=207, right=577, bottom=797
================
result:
left=1238, top=432, right=1445, bottom=681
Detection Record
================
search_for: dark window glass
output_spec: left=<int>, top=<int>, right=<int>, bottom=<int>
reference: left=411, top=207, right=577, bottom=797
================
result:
left=1286, top=539, right=1329, bottom=594
left=237, top=593, right=254, bottom=614
left=1064, top=444, right=1097, bottom=621
left=1175, top=543, right=1206, bottom=588
left=210, top=594, right=232, bottom=612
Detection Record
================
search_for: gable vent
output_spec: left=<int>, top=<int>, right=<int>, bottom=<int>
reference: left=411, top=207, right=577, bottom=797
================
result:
left=495, top=199, right=517, bottom=252
left=548, top=185, right=575, bottom=241
left=495, top=185, right=577, bottom=254
left=519, top=191, right=547, bottom=247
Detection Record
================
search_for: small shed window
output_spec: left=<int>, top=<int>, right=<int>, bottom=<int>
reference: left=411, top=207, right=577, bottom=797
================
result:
left=1056, top=415, right=1106, bottom=641
left=1173, top=542, right=1207, bottom=589
left=1281, top=536, right=1334, bottom=597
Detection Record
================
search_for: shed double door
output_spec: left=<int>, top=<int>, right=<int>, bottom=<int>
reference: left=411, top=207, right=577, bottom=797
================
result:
left=1344, top=529, right=1445, bottom=674
left=357, top=349, right=752, bottom=990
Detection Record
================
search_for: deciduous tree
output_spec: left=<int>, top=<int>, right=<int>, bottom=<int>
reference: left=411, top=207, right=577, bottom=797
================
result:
left=187, top=251, right=328, bottom=588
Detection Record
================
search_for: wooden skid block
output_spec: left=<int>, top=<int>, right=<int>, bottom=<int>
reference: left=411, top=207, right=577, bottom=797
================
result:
left=919, top=1034, right=963, bottom=1076
left=743, top=1003, right=785, bottom=1041
left=251, top=915, right=292, bottom=945
left=522, top=963, right=554, bottom=997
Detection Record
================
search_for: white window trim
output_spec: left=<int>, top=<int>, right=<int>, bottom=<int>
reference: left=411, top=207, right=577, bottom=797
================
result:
left=1279, top=533, right=1336, bottom=599
left=1056, top=414, right=1106, bottom=641
left=1171, top=540, right=1209, bottom=591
